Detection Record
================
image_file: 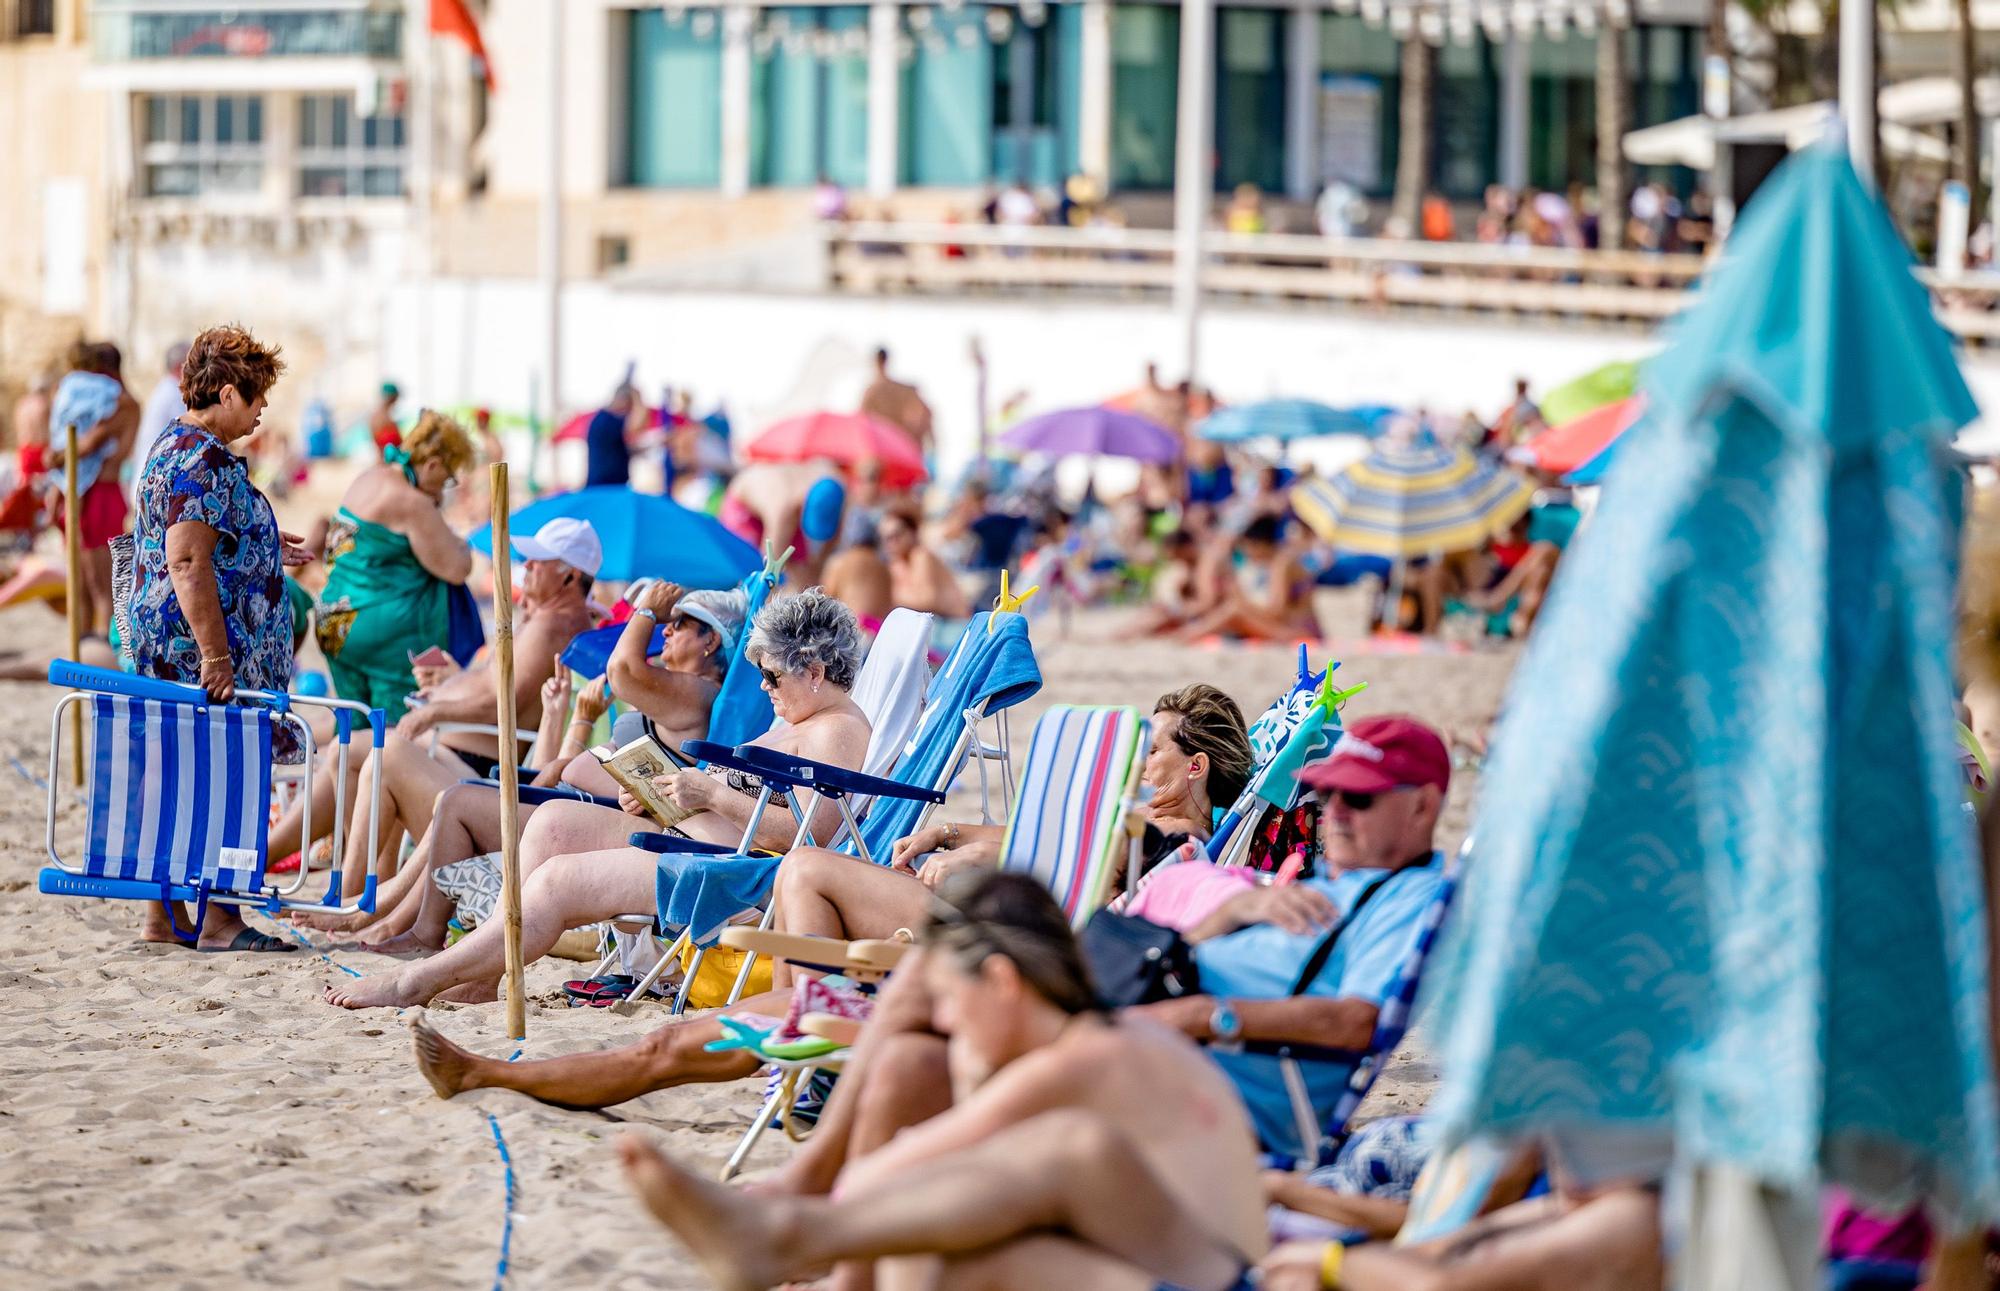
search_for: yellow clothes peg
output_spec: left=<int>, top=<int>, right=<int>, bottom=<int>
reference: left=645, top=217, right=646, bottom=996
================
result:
left=989, top=569, right=1040, bottom=629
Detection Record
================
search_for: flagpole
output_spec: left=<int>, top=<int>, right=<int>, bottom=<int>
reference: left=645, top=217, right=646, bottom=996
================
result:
left=540, top=0, right=565, bottom=445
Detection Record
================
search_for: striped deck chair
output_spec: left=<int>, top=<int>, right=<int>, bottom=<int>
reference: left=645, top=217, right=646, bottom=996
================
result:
left=998, top=704, right=1152, bottom=924
left=39, top=662, right=387, bottom=932
left=1257, top=847, right=1463, bottom=1171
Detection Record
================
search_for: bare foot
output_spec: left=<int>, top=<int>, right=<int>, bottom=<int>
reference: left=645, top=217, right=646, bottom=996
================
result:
left=357, top=929, right=443, bottom=957
left=618, top=1133, right=797, bottom=1291
left=409, top=1012, right=484, bottom=1100
left=325, top=969, right=427, bottom=1010
left=435, top=979, right=500, bottom=1005
left=290, top=910, right=372, bottom=934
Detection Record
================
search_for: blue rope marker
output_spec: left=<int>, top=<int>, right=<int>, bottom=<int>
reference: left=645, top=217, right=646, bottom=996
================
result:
left=9, top=755, right=46, bottom=790
left=276, top=923, right=364, bottom=978
left=486, top=1112, right=520, bottom=1290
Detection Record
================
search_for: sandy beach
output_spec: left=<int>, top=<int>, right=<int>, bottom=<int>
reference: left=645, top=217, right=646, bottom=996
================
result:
left=0, top=587, right=1512, bottom=1289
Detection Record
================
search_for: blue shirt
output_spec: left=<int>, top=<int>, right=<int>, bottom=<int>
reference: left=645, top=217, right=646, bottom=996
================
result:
left=1194, top=854, right=1446, bottom=1159
left=584, top=408, right=630, bottom=487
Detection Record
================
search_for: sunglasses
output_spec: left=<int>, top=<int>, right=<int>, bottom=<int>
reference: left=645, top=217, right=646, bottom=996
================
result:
left=758, top=665, right=786, bottom=689
left=1327, top=785, right=1416, bottom=812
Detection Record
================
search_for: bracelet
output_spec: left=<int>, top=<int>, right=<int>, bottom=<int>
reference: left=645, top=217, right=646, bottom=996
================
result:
left=199, top=654, right=232, bottom=666
left=1319, top=1240, right=1346, bottom=1289
left=569, top=716, right=594, bottom=728
left=632, top=607, right=659, bottom=622
left=944, top=822, right=960, bottom=847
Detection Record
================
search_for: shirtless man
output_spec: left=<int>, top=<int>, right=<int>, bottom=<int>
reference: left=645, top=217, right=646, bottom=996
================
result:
left=720, top=460, right=845, bottom=581
left=614, top=870, right=1267, bottom=1291
left=46, top=343, right=141, bottom=635
left=879, top=501, right=968, bottom=618
left=857, top=346, right=933, bottom=459
left=269, top=520, right=600, bottom=889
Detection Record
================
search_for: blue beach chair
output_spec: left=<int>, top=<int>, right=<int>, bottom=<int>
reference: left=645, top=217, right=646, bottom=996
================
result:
left=619, top=610, right=1043, bottom=1011
left=39, top=662, right=387, bottom=933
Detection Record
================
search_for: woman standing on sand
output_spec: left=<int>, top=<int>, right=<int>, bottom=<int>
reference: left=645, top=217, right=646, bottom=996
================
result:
left=128, top=324, right=314, bottom=953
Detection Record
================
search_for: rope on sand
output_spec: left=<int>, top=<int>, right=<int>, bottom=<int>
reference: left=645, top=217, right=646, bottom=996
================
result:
left=485, top=1111, right=520, bottom=1290
left=9, top=754, right=46, bottom=790
left=275, top=922, right=364, bottom=978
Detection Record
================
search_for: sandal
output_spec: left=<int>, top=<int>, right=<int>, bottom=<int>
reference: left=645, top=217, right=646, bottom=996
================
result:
left=562, top=975, right=636, bottom=1007
left=199, top=928, right=300, bottom=954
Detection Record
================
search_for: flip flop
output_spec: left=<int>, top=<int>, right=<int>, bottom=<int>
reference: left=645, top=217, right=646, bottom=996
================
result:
left=199, top=929, right=300, bottom=954
left=562, top=975, right=636, bottom=1007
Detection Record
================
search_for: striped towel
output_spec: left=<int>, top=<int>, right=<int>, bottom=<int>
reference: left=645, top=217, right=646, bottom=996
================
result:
left=999, top=705, right=1147, bottom=925
left=82, top=694, right=273, bottom=892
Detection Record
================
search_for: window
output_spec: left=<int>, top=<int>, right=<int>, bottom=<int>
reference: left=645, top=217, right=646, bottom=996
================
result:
left=298, top=93, right=407, bottom=197
left=139, top=94, right=265, bottom=197
left=1111, top=5, right=1178, bottom=190
left=16, top=0, right=56, bottom=37
left=1215, top=8, right=1285, bottom=193
left=627, top=8, right=723, bottom=188
left=751, top=6, right=869, bottom=189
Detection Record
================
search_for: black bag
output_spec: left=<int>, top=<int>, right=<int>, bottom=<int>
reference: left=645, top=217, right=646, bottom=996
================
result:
left=1079, top=909, right=1200, bottom=1007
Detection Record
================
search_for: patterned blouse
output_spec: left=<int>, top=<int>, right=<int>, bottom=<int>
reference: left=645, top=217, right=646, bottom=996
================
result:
left=129, top=420, right=294, bottom=698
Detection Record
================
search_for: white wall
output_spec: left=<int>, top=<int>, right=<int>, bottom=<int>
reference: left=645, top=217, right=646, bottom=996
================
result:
left=384, top=279, right=2000, bottom=475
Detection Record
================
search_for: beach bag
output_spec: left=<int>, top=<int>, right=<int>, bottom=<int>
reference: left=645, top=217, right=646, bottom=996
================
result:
left=677, top=940, right=773, bottom=1011
left=1079, top=909, right=1201, bottom=1007
left=109, top=532, right=137, bottom=665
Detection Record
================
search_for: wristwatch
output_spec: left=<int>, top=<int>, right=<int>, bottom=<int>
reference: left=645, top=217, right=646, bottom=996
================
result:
left=632, top=607, right=659, bottom=622
left=1209, top=999, right=1242, bottom=1043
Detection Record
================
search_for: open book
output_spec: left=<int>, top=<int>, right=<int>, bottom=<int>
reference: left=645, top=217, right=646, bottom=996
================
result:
left=591, top=731, right=697, bottom=829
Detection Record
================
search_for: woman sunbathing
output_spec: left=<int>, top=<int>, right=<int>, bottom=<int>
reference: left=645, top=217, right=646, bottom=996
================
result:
left=295, top=585, right=745, bottom=949
left=760, top=682, right=1252, bottom=987
left=324, top=589, right=872, bottom=1009
left=612, top=870, right=1269, bottom=1291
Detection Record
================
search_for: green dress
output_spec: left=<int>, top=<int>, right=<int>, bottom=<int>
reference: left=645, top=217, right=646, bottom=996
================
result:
left=315, top=507, right=453, bottom=712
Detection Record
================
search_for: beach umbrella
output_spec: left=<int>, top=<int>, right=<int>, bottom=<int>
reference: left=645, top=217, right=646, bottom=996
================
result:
left=1426, top=143, right=2000, bottom=1242
left=1196, top=400, right=1398, bottom=444
left=469, top=485, right=761, bottom=586
left=743, top=411, right=927, bottom=488
left=552, top=405, right=691, bottom=443
left=998, top=406, right=1181, bottom=463
left=1288, top=439, right=1534, bottom=558
left=1536, top=359, right=1640, bottom=427
left=1510, top=396, right=1645, bottom=476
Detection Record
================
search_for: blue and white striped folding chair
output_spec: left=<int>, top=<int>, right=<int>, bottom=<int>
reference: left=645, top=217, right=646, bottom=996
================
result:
left=40, top=662, right=388, bottom=934
left=1261, top=847, right=1464, bottom=1171
left=998, top=705, right=1151, bottom=925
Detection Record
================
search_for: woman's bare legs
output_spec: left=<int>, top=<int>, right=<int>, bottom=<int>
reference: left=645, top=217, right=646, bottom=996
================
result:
left=269, top=744, right=364, bottom=860
left=325, top=845, right=659, bottom=1009
left=769, top=850, right=933, bottom=988
left=407, top=990, right=789, bottom=1107
left=348, top=783, right=530, bottom=951
left=335, top=735, right=470, bottom=897
left=617, top=1109, right=1246, bottom=1291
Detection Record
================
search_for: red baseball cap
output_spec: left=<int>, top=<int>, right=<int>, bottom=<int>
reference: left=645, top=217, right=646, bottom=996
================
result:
left=1297, top=715, right=1451, bottom=796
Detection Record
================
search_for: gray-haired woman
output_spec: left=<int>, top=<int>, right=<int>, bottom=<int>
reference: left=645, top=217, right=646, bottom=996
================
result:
left=326, top=588, right=875, bottom=1010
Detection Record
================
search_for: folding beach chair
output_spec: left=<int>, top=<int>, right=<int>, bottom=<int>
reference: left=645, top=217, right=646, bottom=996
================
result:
left=1222, top=844, right=1463, bottom=1172
left=39, top=662, right=387, bottom=931
left=621, top=610, right=1044, bottom=1012
left=704, top=703, right=1151, bottom=1177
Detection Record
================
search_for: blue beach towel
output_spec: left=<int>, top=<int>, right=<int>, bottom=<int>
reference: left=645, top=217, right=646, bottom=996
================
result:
left=49, top=372, right=124, bottom=493
left=656, top=611, right=1041, bottom=944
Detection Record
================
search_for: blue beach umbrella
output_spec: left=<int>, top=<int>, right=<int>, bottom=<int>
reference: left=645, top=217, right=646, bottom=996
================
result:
left=1196, top=400, right=1398, bottom=444
left=1427, top=143, right=2000, bottom=1225
left=470, top=485, right=761, bottom=586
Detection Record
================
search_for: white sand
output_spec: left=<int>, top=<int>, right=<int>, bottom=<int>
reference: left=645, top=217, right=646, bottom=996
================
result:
left=0, top=593, right=1512, bottom=1288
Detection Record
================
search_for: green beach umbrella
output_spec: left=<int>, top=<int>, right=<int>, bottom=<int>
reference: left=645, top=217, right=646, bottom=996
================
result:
left=1537, top=360, right=1640, bottom=427
left=1427, top=141, right=2000, bottom=1233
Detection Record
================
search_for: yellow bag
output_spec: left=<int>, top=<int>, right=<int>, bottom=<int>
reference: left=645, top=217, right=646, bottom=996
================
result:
left=677, top=940, right=773, bottom=1010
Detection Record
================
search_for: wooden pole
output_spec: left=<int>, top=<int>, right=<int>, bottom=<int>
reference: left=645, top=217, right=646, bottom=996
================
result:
left=64, top=425, right=84, bottom=787
left=490, top=462, right=527, bottom=1039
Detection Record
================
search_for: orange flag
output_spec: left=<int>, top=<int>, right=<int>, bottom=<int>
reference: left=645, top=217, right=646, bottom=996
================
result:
left=430, top=0, right=496, bottom=90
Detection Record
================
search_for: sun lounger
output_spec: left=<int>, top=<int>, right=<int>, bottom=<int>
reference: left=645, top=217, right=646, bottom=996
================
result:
left=39, top=661, right=387, bottom=929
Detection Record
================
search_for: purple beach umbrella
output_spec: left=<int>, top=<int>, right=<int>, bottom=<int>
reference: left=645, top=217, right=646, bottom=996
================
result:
left=997, top=406, right=1181, bottom=463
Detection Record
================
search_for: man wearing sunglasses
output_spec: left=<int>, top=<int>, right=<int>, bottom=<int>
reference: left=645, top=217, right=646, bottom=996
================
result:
left=1139, top=715, right=1454, bottom=1162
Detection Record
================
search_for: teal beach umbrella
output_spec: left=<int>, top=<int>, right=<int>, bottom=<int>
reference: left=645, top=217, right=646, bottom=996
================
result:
left=1427, top=143, right=2000, bottom=1225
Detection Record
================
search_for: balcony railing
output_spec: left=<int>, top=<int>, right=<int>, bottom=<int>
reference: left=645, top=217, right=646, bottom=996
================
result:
left=825, top=221, right=2000, bottom=347
left=92, top=2, right=402, bottom=61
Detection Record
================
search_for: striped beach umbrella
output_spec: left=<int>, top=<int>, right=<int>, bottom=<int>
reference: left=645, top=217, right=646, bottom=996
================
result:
left=1289, top=439, right=1535, bottom=557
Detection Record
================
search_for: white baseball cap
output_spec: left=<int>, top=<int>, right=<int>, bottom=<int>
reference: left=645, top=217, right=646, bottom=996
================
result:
left=513, top=517, right=603, bottom=579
